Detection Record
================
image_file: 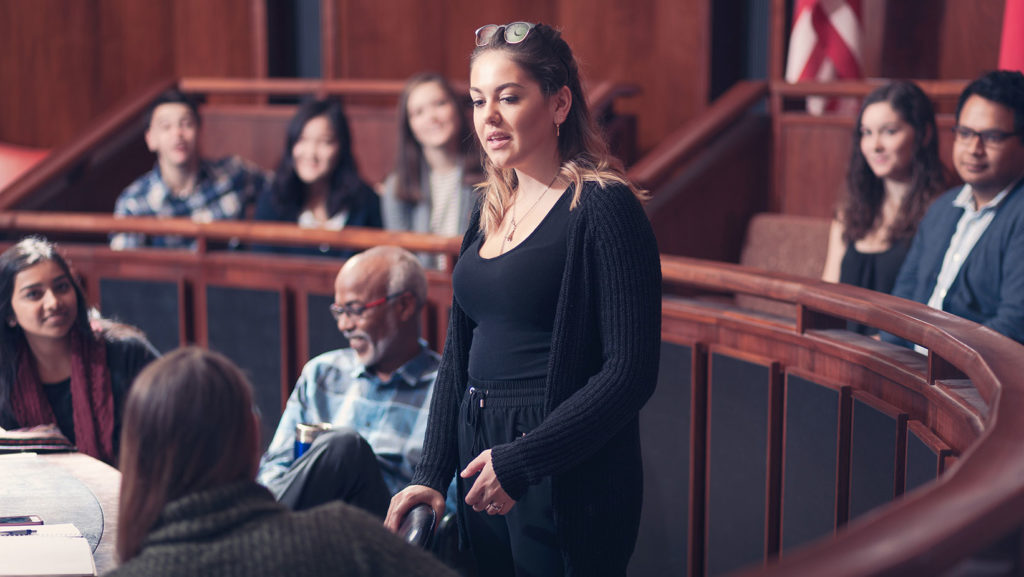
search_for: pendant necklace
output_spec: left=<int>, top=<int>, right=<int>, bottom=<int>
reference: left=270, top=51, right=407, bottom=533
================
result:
left=502, top=173, right=559, bottom=252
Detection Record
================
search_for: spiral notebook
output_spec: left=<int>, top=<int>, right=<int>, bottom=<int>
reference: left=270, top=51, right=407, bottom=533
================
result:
left=0, top=524, right=96, bottom=577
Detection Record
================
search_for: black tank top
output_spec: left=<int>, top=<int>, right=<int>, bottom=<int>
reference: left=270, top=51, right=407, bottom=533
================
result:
left=452, top=191, right=570, bottom=380
left=839, top=237, right=911, bottom=334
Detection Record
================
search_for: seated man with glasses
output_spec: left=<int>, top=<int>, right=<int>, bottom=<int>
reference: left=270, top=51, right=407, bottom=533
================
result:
left=257, top=246, right=441, bottom=517
left=887, top=70, right=1024, bottom=346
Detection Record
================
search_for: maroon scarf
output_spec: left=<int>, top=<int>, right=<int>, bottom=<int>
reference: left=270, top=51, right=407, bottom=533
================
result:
left=10, top=331, right=114, bottom=463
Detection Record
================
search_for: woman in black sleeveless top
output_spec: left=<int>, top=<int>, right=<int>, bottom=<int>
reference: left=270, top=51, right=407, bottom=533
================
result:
left=385, top=22, right=662, bottom=577
left=822, top=81, right=946, bottom=334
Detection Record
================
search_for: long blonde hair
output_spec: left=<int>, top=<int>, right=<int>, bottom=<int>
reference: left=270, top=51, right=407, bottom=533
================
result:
left=471, top=23, right=648, bottom=236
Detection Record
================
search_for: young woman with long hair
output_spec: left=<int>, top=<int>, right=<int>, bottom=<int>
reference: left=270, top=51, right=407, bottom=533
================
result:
left=822, top=81, right=946, bottom=334
left=381, top=72, right=480, bottom=252
left=385, top=22, right=661, bottom=576
left=254, top=98, right=381, bottom=257
left=0, top=237, right=157, bottom=465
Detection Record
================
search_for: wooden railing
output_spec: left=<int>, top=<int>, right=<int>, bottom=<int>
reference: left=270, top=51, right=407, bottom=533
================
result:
left=0, top=211, right=462, bottom=267
left=1, top=216, right=1021, bottom=575
left=658, top=255, right=1023, bottom=576
left=628, top=80, right=769, bottom=191
left=0, top=77, right=176, bottom=212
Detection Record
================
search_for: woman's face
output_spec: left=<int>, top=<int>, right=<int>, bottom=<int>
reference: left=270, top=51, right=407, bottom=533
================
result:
left=859, top=101, right=917, bottom=182
left=407, top=81, right=460, bottom=150
left=292, top=115, right=340, bottom=185
left=470, top=50, right=560, bottom=174
left=9, top=260, right=78, bottom=344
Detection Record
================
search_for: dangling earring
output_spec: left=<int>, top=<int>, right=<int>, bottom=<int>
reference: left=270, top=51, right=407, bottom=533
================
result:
left=556, top=123, right=561, bottom=137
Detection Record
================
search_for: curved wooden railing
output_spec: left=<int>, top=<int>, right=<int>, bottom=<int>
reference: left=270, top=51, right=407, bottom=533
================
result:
left=2, top=215, right=1022, bottom=575
left=660, top=255, right=1024, bottom=576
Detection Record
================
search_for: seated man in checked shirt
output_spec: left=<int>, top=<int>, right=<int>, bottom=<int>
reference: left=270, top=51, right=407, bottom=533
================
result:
left=110, top=89, right=270, bottom=250
left=257, top=246, right=441, bottom=518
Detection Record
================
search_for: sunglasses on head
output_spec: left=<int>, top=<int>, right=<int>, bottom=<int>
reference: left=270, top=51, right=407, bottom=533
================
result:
left=475, top=22, right=535, bottom=47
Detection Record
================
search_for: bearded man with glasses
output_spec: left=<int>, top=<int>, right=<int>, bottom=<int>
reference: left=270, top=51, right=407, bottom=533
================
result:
left=887, top=70, right=1024, bottom=346
left=257, top=246, right=442, bottom=518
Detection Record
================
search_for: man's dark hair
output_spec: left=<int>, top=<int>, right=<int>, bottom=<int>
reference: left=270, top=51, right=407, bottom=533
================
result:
left=956, top=70, right=1024, bottom=143
left=145, top=89, right=201, bottom=129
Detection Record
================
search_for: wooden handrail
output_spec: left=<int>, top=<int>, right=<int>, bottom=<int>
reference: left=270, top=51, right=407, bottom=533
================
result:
left=0, top=77, right=177, bottom=211
left=627, top=80, right=768, bottom=190
left=772, top=79, right=969, bottom=100
left=180, top=77, right=410, bottom=97
left=660, top=255, right=1024, bottom=576
left=587, top=80, right=641, bottom=114
left=0, top=212, right=463, bottom=255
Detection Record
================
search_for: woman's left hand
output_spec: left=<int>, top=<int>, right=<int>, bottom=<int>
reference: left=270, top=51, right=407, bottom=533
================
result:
left=461, top=449, right=516, bottom=516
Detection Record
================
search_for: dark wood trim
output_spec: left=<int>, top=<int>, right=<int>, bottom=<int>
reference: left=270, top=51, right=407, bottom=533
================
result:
left=689, top=342, right=709, bottom=577
left=772, top=79, right=969, bottom=100
left=766, top=360, right=785, bottom=560
left=320, top=0, right=336, bottom=80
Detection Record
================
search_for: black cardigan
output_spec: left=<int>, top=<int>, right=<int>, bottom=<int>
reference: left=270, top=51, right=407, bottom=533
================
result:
left=411, top=180, right=662, bottom=574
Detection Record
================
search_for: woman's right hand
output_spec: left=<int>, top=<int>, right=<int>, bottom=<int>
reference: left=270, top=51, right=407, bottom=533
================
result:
left=384, top=484, right=445, bottom=533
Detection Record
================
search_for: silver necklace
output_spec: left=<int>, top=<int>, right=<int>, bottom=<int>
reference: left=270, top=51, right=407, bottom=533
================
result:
left=502, top=174, right=559, bottom=252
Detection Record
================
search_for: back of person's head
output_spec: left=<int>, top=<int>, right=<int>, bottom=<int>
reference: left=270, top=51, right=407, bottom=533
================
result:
left=274, top=97, right=366, bottom=217
left=957, top=70, right=1024, bottom=142
left=116, top=347, right=260, bottom=562
left=844, top=81, right=946, bottom=243
left=0, top=237, right=92, bottom=421
left=393, top=72, right=476, bottom=203
left=146, top=89, right=201, bottom=130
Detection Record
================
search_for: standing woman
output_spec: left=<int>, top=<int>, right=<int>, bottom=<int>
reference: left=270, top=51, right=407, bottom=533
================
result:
left=386, top=22, right=662, bottom=576
left=381, top=72, right=480, bottom=255
left=0, top=237, right=158, bottom=465
left=254, top=98, right=381, bottom=257
left=822, top=81, right=945, bottom=332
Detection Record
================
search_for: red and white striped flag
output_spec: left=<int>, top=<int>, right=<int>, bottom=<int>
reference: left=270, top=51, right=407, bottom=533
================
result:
left=785, top=0, right=863, bottom=115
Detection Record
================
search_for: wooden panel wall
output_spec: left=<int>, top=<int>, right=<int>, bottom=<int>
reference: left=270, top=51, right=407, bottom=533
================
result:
left=330, top=0, right=705, bottom=154
left=0, top=0, right=254, bottom=148
left=860, top=0, right=1005, bottom=80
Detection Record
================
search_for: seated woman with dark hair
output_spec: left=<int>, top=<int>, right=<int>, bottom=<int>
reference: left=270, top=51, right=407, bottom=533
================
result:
left=254, top=98, right=382, bottom=258
left=108, top=347, right=455, bottom=577
left=0, top=237, right=158, bottom=465
left=822, top=81, right=946, bottom=334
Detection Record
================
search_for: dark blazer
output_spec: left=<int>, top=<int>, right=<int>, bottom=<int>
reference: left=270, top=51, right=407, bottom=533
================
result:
left=889, top=178, right=1024, bottom=345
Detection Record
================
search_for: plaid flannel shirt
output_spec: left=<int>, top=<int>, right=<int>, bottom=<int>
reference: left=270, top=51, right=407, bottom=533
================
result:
left=257, top=342, right=441, bottom=496
left=110, top=156, right=270, bottom=250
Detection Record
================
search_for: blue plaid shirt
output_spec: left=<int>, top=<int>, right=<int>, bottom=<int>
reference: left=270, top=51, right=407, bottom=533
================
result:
left=110, top=156, right=270, bottom=250
left=257, top=342, right=441, bottom=496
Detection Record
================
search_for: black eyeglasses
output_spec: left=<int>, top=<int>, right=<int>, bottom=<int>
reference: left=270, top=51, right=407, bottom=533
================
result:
left=330, top=291, right=407, bottom=320
left=475, top=22, right=535, bottom=47
left=952, top=125, right=1021, bottom=148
